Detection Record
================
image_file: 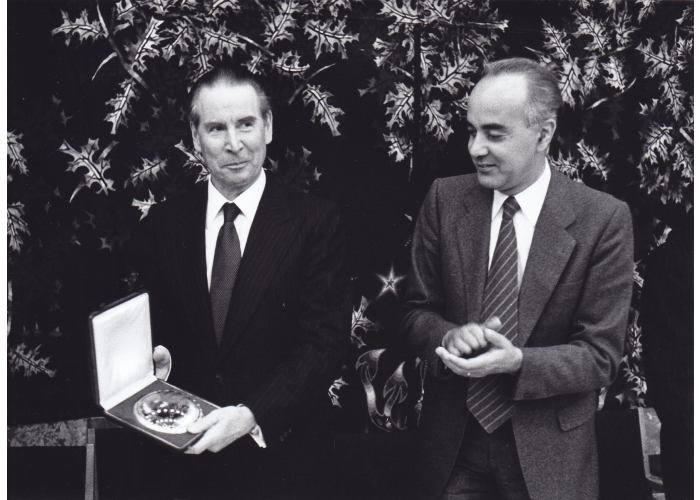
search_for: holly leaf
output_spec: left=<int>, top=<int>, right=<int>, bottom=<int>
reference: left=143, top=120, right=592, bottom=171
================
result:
left=52, top=10, right=104, bottom=46
left=174, top=140, right=208, bottom=182
left=601, top=55, right=626, bottom=90
left=8, top=343, right=56, bottom=378
left=129, top=18, right=165, bottom=72
left=635, top=0, right=657, bottom=22
left=114, top=0, right=139, bottom=31
left=379, top=0, right=420, bottom=36
left=8, top=131, right=28, bottom=176
left=425, top=100, right=452, bottom=142
left=612, top=10, right=637, bottom=49
left=580, top=58, right=600, bottom=97
left=351, top=296, right=380, bottom=348
left=433, top=53, right=478, bottom=94
left=660, top=74, right=686, bottom=121
left=207, top=0, right=242, bottom=16
left=132, top=190, right=161, bottom=220
left=600, top=0, right=622, bottom=11
left=548, top=152, right=581, bottom=181
left=304, top=19, right=358, bottom=58
left=246, top=48, right=266, bottom=75
left=573, top=13, right=609, bottom=53
left=126, top=156, right=167, bottom=187
left=202, top=26, right=242, bottom=57
left=637, top=38, right=674, bottom=79
left=640, top=122, right=673, bottom=164
left=372, top=37, right=406, bottom=69
left=106, top=79, right=139, bottom=135
left=263, top=0, right=301, bottom=47
left=385, top=82, right=414, bottom=130
left=670, top=142, right=693, bottom=181
left=556, top=58, right=583, bottom=107
left=188, top=39, right=214, bottom=82
left=302, top=84, right=344, bottom=136
left=8, top=202, right=30, bottom=254
left=576, top=140, right=609, bottom=180
left=272, top=51, right=309, bottom=78
left=59, top=138, right=115, bottom=199
left=162, top=20, right=195, bottom=63
left=676, top=37, right=693, bottom=72
left=422, top=0, right=453, bottom=23
left=384, top=132, right=412, bottom=163
left=541, top=19, right=571, bottom=63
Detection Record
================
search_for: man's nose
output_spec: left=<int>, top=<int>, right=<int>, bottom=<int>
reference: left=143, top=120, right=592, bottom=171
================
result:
left=468, top=133, right=487, bottom=158
left=224, top=128, right=243, bottom=152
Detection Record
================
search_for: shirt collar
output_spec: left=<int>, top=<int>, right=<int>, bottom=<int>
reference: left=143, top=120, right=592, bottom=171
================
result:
left=491, top=161, right=551, bottom=226
left=206, top=169, right=267, bottom=227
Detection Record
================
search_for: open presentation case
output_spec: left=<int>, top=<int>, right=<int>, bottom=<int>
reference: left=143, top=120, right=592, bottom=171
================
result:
left=89, top=292, right=219, bottom=450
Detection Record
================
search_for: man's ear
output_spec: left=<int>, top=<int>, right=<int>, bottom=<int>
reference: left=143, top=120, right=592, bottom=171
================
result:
left=190, top=122, right=201, bottom=153
left=264, top=112, right=273, bottom=145
left=536, top=117, right=557, bottom=152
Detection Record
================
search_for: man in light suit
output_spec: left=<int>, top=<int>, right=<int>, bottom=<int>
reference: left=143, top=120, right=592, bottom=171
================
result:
left=128, top=66, right=349, bottom=499
left=401, top=58, right=634, bottom=500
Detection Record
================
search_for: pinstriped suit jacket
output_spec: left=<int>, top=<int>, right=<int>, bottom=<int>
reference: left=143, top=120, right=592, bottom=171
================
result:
left=130, top=179, right=350, bottom=445
left=402, top=171, right=634, bottom=500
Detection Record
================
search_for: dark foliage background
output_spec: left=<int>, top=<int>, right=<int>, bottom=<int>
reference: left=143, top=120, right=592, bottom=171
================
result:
left=8, top=0, right=693, bottom=434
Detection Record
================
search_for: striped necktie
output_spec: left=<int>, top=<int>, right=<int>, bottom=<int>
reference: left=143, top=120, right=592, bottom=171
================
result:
left=210, top=202, right=241, bottom=345
left=467, top=196, right=520, bottom=433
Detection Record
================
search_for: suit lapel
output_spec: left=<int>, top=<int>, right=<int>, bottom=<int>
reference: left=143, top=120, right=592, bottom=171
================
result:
left=517, top=172, right=576, bottom=346
left=217, top=181, right=296, bottom=360
left=175, top=183, right=219, bottom=359
left=455, top=183, right=492, bottom=324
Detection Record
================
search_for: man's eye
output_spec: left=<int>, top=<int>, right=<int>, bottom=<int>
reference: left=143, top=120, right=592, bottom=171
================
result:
left=239, top=121, right=254, bottom=129
left=486, top=132, right=505, bottom=140
left=209, top=125, right=224, bottom=132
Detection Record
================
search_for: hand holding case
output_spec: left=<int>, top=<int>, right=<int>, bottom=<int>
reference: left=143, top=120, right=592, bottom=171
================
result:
left=89, top=292, right=219, bottom=450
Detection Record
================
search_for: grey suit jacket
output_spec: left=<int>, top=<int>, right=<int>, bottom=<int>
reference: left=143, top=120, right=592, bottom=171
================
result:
left=401, top=171, right=634, bottom=500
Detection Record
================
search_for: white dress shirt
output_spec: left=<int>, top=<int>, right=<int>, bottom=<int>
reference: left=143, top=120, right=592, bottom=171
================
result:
left=205, top=170, right=266, bottom=289
left=488, top=163, right=551, bottom=286
left=203, top=169, right=267, bottom=448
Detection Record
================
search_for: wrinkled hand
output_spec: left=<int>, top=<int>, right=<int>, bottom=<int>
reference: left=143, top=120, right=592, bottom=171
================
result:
left=185, top=406, right=257, bottom=454
left=440, top=317, right=502, bottom=357
left=436, top=318, right=522, bottom=377
left=152, top=345, right=171, bottom=380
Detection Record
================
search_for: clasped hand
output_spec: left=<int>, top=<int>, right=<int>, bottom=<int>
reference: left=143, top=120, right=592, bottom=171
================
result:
left=152, top=345, right=256, bottom=454
left=435, top=317, right=523, bottom=377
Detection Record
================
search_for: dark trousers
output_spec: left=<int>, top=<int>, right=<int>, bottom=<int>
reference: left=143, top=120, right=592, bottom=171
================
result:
left=97, top=429, right=333, bottom=500
left=658, top=410, right=693, bottom=500
left=440, top=416, right=530, bottom=500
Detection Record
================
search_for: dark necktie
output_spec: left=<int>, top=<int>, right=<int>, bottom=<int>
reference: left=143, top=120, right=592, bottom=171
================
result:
left=210, top=202, right=241, bottom=344
left=467, top=196, right=520, bottom=433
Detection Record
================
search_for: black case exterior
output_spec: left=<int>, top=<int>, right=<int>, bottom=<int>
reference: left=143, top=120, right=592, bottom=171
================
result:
left=89, top=292, right=219, bottom=451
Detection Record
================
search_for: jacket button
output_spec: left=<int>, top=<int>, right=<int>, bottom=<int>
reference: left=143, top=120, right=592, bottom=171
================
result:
left=215, top=373, right=223, bottom=382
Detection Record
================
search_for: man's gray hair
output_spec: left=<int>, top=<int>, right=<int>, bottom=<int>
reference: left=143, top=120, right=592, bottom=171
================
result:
left=188, top=66, right=272, bottom=127
left=482, top=57, right=562, bottom=127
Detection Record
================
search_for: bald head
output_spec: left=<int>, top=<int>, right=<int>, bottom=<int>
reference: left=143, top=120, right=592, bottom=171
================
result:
left=480, top=58, right=562, bottom=127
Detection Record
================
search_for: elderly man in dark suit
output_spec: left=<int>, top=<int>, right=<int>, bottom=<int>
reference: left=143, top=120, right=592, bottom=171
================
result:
left=129, top=66, right=349, bottom=499
left=401, top=58, right=634, bottom=500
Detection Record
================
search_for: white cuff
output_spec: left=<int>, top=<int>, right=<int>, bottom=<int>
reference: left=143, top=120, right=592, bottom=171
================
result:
left=248, top=424, right=266, bottom=448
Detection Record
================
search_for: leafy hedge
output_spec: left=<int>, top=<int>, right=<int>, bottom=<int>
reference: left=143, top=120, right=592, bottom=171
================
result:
left=8, top=0, right=693, bottom=429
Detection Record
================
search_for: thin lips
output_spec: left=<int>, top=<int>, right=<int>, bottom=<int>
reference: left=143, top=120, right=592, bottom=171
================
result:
left=224, top=160, right=248, bottom=167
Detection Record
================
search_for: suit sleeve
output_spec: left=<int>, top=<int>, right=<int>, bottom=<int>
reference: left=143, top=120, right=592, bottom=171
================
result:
left=513, top=202, right=634, bottom=400
left=401, top=180, right=460, bottom=378
left=243, top=205, right=350, bottom=440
